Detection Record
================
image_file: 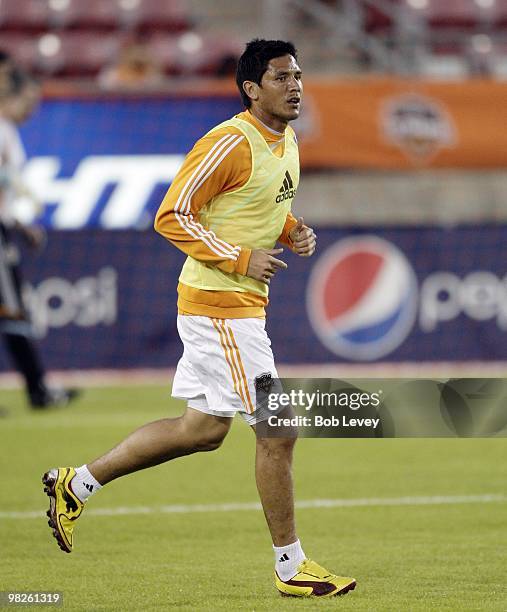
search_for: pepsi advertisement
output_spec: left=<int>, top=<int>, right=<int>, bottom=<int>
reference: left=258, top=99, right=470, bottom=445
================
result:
left=5, top=97, right=506, bottom=368
left=0, top=224, right=506, bottom=372
left=275, top=226, right=507, bottom=363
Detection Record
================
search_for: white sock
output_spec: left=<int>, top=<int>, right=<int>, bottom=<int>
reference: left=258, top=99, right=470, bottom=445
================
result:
left=274, top=539, right=306, bottom=581
left=71, top=465, right=102, bottom=502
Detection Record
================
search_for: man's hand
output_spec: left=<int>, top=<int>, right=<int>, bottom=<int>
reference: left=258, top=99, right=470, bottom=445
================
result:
left=289, top=217, right=316, bottom=257
left=246, top=248, right=287, bottom=285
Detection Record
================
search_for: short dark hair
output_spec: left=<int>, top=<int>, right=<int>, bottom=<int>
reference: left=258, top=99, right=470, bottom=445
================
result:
left=236, top=39, right=298, bottom=108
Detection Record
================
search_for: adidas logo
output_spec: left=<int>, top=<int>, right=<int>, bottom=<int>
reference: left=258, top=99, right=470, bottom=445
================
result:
left=276, top=171, right=297, bottom=203
left=279, top=553, right=290, bottom=562
left=84, top=483, right=94, bottom=492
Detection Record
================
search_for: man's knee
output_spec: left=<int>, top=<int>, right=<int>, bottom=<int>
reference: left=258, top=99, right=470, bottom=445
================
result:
left=194, top=427, right=228, bottom=452
left=256, top=435, right=297, bottom=458
left=181, top=410, right=231, bottom=452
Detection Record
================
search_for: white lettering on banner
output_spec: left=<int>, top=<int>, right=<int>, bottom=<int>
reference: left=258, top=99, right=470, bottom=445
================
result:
left=22, top=155, right=184, bottom=228
left=419, top=271, right=507, bottom=331
left=22, top=267, right=118, bottom=338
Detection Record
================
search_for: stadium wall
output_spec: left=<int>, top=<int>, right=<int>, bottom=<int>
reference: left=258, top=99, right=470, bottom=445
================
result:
left=19, top=86, right=507, bottom=231
left=0, top=225, right=506, bottom=372
left=1, top=89, right=505, bottom=372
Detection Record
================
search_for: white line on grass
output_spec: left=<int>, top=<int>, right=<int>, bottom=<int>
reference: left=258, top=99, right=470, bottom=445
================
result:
left=1, top=494, right=505, bottom=520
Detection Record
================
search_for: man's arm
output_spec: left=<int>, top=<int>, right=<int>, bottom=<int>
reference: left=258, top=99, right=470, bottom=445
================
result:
left=154, top=129, right=252, bottom=275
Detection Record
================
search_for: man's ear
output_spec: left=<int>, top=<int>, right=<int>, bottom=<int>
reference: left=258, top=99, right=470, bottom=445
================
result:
left=243, top=80, right=260, bottom=104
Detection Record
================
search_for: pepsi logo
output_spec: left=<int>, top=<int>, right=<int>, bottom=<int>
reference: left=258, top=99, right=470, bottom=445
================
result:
left=307, top=236, right=418, bottom=360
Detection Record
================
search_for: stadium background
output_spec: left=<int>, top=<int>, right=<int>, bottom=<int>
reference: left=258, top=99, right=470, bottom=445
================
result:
left=3, top=0, right=507, bottom=378
left=1, top=3, right=506, bottom=611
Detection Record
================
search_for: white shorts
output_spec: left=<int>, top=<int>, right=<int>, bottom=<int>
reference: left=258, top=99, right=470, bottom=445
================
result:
left=172, top=315, right=279, bottom=426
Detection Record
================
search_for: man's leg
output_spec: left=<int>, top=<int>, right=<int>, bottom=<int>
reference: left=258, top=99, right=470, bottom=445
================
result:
left=3, top=332, right=80, bottom=408
left=255, top=436, right=297, bottom=547
left=0, top=228, right=47, bottom=407
left=89, top=407, right=232, bottom=484
left=43, top=407, right=232, bottom=552
left=3, top=333, right=47, bottom=404
left=254, top=432, right=356, bottom=597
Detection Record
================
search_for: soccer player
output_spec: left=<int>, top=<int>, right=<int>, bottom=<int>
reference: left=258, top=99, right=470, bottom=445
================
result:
left=43, top=39, right=356, bottom=598
left=0, top=65, right=79, bottom=409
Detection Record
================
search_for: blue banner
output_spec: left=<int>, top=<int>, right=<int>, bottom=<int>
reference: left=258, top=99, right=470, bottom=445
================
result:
left=0, top=225, right=505, bottom=370
left=19, top=96, right=241, bottom=229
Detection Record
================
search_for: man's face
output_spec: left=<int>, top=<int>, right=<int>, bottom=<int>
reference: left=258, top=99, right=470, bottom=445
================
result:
left=254, top=54, right=303, bottom=123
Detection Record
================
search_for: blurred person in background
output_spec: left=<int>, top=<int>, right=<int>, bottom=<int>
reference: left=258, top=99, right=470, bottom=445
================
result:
left=0, top=50, right=13, bottom=87
left=0, top=64, right=79, bottom=409
left=98, top=39, right=165, bottom=91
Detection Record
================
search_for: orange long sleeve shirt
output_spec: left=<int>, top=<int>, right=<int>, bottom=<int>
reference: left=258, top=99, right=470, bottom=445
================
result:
left=154, top=110, right=298, bottom=318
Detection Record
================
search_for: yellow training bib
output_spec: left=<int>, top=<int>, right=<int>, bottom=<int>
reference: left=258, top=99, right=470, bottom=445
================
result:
left=179, top=117, right=300, bottom=297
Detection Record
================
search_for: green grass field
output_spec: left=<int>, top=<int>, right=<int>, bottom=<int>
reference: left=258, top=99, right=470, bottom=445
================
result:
left=1, top=385, right=506, bottom=611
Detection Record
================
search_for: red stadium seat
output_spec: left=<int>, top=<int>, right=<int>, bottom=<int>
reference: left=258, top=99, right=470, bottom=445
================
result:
left=415, top=0, right=481, bottom=30
left=147, top=34, right=183, bottom=76
left=35, top=32, right=121, bottom=77
left=363, top=5, right=396, bottom=34
left=0, top=34, right=40, bottom=70
left=148, top=32, right=240, bottom=77
left=186, top=34, right=241, bottom=76
left=491, top=2, right=507, bottom=28
left=117, top=0, right=191, bottom=33
left=0, top=0, right=51, bottom=32
left=48, top=0, right=119, bottom=31
left=361, top=0, right=501, bottom=34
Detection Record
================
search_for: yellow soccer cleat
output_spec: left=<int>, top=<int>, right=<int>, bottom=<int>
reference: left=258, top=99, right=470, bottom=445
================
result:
left=275, top=559, right=356, bottom=598
left=42, top=467, right=84, bottom=553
